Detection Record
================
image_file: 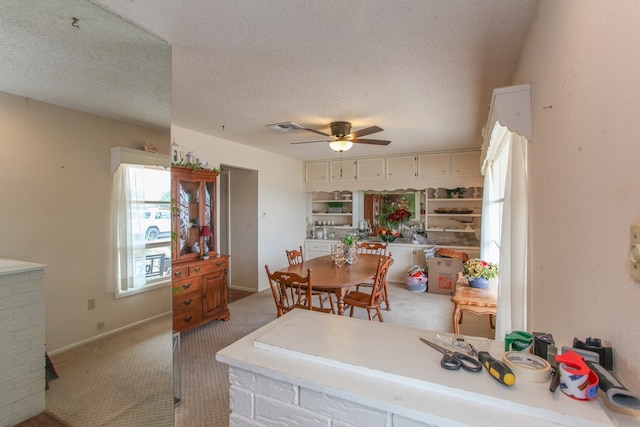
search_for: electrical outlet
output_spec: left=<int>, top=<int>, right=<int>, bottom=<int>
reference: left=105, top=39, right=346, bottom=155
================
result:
left=629, top=225, right=640, bottom=280
left=98, top=321, right=105, bottom=329
left=88, top=298, right=95, bottom=310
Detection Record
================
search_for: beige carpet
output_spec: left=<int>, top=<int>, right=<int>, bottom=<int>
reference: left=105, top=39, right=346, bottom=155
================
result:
left=46, top=315, right=174, bottom=427
left=175, top=281, right=493, bottom=427
left=44, top=282, right=492, bottom=427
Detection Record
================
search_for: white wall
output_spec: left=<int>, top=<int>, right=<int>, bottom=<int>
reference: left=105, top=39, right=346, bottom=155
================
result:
left=514, top=1, right=640, bottom=390
left=0, top=91, right=172, bottom=352
left=171, top=126, right=306, bottom=291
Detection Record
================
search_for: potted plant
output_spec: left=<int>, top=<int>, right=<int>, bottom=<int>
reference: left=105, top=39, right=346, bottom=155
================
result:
left=445, top=187, right=466, bottom=198
left=342, top=235, right=357, bottom=246
left=342, top=235, right=358, bottom=264
left=463, top=259, right=499, bottom=288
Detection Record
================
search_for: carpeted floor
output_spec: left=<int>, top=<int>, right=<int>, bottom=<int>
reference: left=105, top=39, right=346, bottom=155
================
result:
left=44, top=282, right=492, bottom=427
left=46, top=315, right=174, bottom=427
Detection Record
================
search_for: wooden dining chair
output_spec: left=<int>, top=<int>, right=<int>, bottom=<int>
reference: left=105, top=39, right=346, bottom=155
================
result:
left=354, top=241, right=391, bottom=310
left=355, top=241, right=388, bottom=256
left=285, top=246, right=304, bottom=265
left=343, top=256, right=393, bottom=322
left=285, top=246, right=335, bottom=314
left=265, top=265, right=333, bottom=317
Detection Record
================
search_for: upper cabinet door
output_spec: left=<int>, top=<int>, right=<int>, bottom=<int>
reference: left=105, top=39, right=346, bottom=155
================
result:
left=452, top=151, right=481, bottom=176
left=330, top=160, right=356, bottom=181
left=418, top=153, right=450, bottom=178
left=305, top=162, right=329, bottom=183
left=386, top=155, right=416, bottom=179
left=356, top=157, right=385, bottom=181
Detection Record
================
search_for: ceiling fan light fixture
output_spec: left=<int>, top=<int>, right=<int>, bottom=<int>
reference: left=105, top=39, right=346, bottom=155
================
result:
left=329, top=140, right=353, bottom=152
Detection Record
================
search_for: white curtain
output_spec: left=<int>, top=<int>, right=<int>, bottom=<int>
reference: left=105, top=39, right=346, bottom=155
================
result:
left=111, top=164, right=147, bottom=294
left=481, top=123, right=528, bottom=338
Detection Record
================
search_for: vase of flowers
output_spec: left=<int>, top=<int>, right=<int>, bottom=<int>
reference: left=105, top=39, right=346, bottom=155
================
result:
left=379, top=228, right=400, bottom=242
left=463, top=259, right=499, bottom=288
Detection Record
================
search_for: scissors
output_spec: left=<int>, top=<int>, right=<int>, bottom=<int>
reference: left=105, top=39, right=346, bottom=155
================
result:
left=420, top=338, right=483, bottom=372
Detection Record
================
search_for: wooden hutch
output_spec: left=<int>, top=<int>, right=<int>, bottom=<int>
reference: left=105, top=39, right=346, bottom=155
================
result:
left=171, top=166, right=230, bottom=332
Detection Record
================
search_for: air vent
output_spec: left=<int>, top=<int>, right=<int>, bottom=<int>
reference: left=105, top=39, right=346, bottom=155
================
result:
left=266, top=121, right=304, bottom=132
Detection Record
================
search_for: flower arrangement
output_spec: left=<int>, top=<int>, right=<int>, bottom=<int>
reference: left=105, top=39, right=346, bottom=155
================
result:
left=379, top=195, right=413, bottom=230
left=463, top=259, right=499, bottom=279
left=386, top=207, right=412, bottom=224
left=379, top=228, right=400, bottom=242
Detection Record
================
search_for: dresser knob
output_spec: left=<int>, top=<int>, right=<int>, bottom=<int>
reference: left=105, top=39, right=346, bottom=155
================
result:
left=184, top=316, right=193, bottom=322
left=183, top=299, right=192, bottom=306
left=182, top=283, right=191, bottom=290
left=194, top=267, right=201, bottom=272
left=175, top=271, right=182, bottom=277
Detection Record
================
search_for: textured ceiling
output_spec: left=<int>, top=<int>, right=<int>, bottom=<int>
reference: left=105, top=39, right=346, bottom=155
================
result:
left=2, top=0, right=538, bottom=161
left=0, top=0, right=170, bottom=130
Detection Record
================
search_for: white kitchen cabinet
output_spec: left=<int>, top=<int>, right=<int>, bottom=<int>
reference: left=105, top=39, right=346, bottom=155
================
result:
left=356, top=157, right=385, bottom=181
left=452, top=151, right=481, bottom=176
left=386, top=155, right=417, bottom=180
left=304, top=240, right=334, bottom=260
left=306, top=161, right=329, bottom=183
left=330, top=159, right=356, bottom=182
left=387, top=244, right=428, bottom=283
left=417, top=153, right=449, bottom=178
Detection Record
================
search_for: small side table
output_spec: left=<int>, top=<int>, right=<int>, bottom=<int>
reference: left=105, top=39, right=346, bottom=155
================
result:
left=451, top=274, right=497, bottom=334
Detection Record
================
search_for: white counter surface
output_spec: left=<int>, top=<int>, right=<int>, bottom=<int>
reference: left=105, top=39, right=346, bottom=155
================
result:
left=216, top=310, right=638, bottom=426
left=0, top=258, right=46, bottom=275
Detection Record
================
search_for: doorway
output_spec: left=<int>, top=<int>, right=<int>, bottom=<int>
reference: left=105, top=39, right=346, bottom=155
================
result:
left=219, top=165, right=259, bottom=292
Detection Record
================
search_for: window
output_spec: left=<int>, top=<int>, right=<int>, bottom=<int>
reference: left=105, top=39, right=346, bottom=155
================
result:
left=112, top=164, right=171, bottom=297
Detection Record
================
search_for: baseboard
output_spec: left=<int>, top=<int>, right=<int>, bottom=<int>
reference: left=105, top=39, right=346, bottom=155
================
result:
left=229, top=285, right=257, bottom=292
left=47, top=311, right=172, bottom=356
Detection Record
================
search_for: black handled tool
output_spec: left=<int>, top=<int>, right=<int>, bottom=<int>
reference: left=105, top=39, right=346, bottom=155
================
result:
left=586, top=361, right=640, bottom=409
left=469, top=344, right=516, bottom=386
left=420, top=338, right=482, bottom=372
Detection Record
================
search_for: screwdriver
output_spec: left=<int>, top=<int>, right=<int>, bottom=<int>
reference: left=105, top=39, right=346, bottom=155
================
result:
left=469, top=344, right=516, bottom=386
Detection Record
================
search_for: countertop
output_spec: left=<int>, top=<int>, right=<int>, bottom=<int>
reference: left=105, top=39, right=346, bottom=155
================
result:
left=216, top=310, right=634, bottom=426
left=0, top=258, right=47, bottom=276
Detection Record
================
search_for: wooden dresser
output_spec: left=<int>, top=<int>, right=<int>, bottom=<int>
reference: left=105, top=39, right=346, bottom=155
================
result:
left=172, top=255, right=230, bottom=332
left=172, top=166, right=230, bottom=333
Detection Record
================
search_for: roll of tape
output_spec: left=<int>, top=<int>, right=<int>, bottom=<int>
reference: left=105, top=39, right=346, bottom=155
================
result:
left=556, top=350, right=599, bottom=401
left=558, top=363, right=599, bottom=400
left=502, top=351, right=552, bottom=383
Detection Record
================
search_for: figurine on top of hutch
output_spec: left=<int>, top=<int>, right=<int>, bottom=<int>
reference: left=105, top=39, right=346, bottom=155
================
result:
left=171, top=163, right=230, bottom=333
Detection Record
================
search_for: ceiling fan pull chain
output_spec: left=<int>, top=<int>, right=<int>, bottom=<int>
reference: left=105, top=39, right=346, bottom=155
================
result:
left=340, top=151, right=344, bottom=178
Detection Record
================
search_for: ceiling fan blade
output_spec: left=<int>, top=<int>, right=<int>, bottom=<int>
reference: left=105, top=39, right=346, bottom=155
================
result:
left=301, top=127, right=331, bottom=137
left=349, top=126, right=383, bottom=139
left=290, top=139, right=332, bottom=145
left=352, top=138, right=391, bottom=146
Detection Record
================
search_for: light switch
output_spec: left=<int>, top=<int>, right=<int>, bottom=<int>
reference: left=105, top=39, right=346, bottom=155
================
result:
left=629, top=225, right=640, bottom=280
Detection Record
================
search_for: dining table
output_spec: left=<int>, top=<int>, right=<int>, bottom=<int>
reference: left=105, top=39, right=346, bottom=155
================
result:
left=278, top=253, right=391, bottom=315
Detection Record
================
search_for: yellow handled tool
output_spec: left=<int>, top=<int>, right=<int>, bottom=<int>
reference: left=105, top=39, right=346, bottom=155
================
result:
left=469, top=344, right=516, bottom=386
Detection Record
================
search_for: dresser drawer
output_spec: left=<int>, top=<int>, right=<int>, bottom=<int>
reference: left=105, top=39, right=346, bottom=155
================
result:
left=172, top=276, right=202, bottom=297
left=172, top=265, right=189, bottom=280
left=173, top=307, right=203, bottom=331
left=189, top=258, right=228, bottom=276
left=173, top=292, right=202, bottom=313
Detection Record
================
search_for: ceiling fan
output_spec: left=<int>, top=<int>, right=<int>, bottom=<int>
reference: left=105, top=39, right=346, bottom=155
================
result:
left=290, top=121, right=391, bottom=152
